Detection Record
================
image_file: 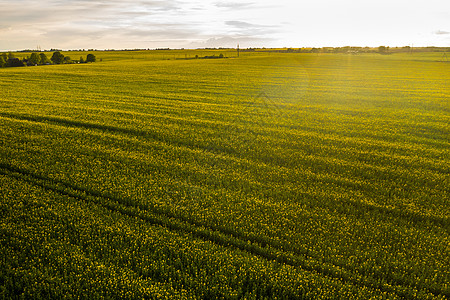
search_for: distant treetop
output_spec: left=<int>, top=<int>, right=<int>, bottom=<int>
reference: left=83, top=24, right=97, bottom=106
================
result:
left=0, top=51, right=98, bottom=68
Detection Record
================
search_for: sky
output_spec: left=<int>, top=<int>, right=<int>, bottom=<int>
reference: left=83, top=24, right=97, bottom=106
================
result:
left=0, top=0, right=449, bottom=51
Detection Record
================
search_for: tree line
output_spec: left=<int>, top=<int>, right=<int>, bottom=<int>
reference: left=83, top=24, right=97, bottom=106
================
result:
left=0, top=52, right=96, bottom=68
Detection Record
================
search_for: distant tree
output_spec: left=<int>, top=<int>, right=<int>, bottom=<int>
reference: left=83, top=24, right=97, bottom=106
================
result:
left=219, top=53, right=224, bottom=58
left=39, top=53, right=50, bottom=64
left=378, top=46, right=389, bottom=54
left=7, top=58, right=24, bottom=67
left=0, top=55, right=6, bottom=68
left=29, top=53, right=40, bottom=65
left=86, top=53, right=96, bottom=63
left=1, top=53, right=7, bottom=62
left=63, top=56, right=72, bottom=64
left=79, top=56, right=85, bottom=63
left=8, top=52, right=15, bottom=60
left=51, top=51, right=65, bottom=64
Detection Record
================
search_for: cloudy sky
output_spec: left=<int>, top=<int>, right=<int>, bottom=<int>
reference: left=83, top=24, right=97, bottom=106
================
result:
left=0, top=0, right=449, bottom=51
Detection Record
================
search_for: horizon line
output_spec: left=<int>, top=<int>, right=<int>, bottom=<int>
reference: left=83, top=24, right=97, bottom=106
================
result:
left=3, top=45, right=450, bottom=53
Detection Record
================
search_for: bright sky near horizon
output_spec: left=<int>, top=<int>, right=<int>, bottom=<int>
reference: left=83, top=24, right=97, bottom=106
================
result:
left=0, top=0, right=449, bottom=51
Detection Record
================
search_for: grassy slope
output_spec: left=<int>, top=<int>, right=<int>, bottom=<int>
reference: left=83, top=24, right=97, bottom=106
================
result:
left=0, top=52, right=449, bottom=299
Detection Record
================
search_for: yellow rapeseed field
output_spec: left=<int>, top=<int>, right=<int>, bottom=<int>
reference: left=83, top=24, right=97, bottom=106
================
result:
left=0, top=50, right=449, bottom=299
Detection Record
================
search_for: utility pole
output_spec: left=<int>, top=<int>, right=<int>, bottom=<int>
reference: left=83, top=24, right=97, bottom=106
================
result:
left=237, top=44, right=240, bottom=58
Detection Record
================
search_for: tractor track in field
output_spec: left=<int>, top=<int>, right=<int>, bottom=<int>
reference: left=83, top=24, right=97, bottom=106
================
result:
left=1, top=162, right=447, bottom=299
left=1, top=111, right=448, bottom=233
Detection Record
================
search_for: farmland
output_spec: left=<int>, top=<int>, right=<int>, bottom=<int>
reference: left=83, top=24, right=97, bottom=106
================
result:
left=0, top=50, right=449, bottom=299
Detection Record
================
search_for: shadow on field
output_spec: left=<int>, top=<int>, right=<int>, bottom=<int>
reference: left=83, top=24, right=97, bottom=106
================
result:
left=0, top=112, right=239, bottom=156
left=1, top=112, right=447, bottom=231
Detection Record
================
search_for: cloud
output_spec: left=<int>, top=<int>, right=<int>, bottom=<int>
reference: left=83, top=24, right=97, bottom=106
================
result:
left=225, top=20, right=279, bottom=37
left=215, top=2, right=255, bottom=9
left=0, top=0, right=278, bottom=51
left=188, top=36, right=274, bottom=49
left=0, top=0, right=182, bottom=25
left=0, top=0, right=202, bottom=50
left=0, top=25, right=12, bottom=31
left=434, top=30, right=450, bottom=35
left=225, top=21, right=257, bottom=28
left=2, top=0, right=450, bottom=51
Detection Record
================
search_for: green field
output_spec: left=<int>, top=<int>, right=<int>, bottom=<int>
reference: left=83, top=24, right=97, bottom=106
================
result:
left=0, top=50, right=449, bottom=299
